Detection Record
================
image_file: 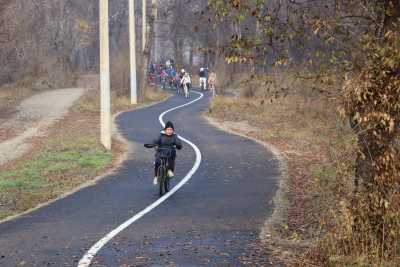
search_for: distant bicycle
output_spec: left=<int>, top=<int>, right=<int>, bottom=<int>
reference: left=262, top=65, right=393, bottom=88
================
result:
left=144, top=144, right=173, bottom=196
left=166, top=75, right=176, bottom=91
left=199, top=78, right=207, bottom=91
left=160, top=70, right=168, bottom=89
left=208, top=71, right=217, bottom=97
left=170, top=75, right=179, bottom=91
left=183, top=82, right=191, bottom=99
left=176, top=82, right=183, bottom=95
left=147, top=73, right=157, bottom=84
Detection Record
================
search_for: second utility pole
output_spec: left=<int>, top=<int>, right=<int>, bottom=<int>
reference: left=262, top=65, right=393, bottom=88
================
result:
left=142, top=0, right=146, bottom=51
left=100, top=0, right=111, bottom=150
left=129, top=0, right=137, bottom=104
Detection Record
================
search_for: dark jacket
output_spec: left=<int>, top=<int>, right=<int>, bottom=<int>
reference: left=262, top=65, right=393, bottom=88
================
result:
left=153, top=131, right=182, bottom=158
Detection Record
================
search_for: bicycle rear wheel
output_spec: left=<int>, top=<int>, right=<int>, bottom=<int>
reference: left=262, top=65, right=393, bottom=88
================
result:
left=184, top=85, right=189, bottom=99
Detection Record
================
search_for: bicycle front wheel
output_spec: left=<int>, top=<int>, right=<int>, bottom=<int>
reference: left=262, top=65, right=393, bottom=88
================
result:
left=157, top=166, right=167, bottom=196
left=164, top=176, right=170, bottom=193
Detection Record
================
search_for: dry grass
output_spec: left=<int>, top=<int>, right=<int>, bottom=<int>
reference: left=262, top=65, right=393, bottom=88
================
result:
left=206, top=72, right=358, bottom=265
left=0, top=76, right=47, bottom=113
left=209, top=95, right=341, bottom=148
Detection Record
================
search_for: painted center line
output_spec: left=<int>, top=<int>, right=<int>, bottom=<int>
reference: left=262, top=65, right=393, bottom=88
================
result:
left=78, top=91, right=204, bottom=267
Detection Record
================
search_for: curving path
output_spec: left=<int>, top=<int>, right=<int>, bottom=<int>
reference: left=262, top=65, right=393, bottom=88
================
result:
left=0, top=90, right=280, bottom=266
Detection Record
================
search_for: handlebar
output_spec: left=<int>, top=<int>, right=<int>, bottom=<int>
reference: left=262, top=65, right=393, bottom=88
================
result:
left=144, top=144, right=157, bottom=148
left=144, top=144, right=176, bottom=149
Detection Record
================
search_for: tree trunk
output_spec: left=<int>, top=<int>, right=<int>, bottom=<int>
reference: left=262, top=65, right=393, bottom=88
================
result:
left=382, top=0, right=400, bottom=33
left=139, top=0, right=157, bottom=100
left=189, top=46, right=193, bottom=66
left=175, top=38, right=184, bottom=67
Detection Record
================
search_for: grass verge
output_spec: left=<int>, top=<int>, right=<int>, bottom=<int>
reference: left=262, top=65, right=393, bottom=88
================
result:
left=0, top=85, right=169, bottom=221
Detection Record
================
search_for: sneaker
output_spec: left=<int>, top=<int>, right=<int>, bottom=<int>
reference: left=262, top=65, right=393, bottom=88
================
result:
left=167, top=170, right=174, bottom=178
left=153, top=177, right=158, bottom=186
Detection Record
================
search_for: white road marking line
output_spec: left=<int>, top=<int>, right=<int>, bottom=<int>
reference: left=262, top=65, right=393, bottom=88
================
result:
left=78, top=91, right=204, bottom=267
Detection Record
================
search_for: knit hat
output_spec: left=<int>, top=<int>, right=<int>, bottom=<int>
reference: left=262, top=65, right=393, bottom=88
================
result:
left=164, top=121, right=174, bottom=130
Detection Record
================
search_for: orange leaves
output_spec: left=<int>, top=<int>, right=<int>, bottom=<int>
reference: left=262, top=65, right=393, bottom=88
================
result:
left=230, top=0, right=241, bottom=9
left=337, top=26, right=400, bottom=262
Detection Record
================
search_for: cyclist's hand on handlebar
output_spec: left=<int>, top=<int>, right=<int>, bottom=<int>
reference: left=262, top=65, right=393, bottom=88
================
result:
left=144, top=143, right=157, bottom=148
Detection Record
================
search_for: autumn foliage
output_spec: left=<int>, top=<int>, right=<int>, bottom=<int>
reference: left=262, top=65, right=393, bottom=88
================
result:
left=337, top=29, right=400, bottom=260
left=206, top=0, right=400, bottom=264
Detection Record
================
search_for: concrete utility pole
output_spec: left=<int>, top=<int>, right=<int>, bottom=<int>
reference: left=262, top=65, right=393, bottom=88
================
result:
left=152, top=0, right=158, bottom=21
left=151, top=0, right=157, bottom=59
left=142, top=0, right=146, bottom=51
left=100, top=0, right=111, bottom=150
left=129, top=0, right=138, bottom=104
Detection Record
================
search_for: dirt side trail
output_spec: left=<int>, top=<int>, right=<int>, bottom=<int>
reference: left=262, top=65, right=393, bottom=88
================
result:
left=0, top=74, right=99, bottom=167
left=0, top=88, right=85, bottom=166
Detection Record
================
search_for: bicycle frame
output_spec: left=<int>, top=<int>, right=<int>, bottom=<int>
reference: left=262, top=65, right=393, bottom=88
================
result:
left=183, top=83, right=190, bottom=98
left=156, top=150, right=172, bottom=196
left=144, top=144, right=174, bottom=196
left=200, top=77, right=207, bottom=91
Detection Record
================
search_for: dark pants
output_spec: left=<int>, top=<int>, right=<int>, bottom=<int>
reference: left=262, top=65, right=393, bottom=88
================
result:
left=154, top=156, right=175, bottom=177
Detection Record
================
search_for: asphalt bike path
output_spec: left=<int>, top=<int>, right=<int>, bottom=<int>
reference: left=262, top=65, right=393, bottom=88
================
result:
left=0, top=90, right=280, bottom=266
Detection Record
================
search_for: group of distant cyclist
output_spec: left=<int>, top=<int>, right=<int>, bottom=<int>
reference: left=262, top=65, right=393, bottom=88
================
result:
left=148, top=59, right=217, bottom=98
left=145, top=58, right=218, bottom=196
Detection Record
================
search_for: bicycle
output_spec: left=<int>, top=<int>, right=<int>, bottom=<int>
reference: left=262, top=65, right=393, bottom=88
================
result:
left=144, top=144, right=173, bottom=196
left=147, top=73, right=157, bottom=85
left=199, top=77, right=207, bottom=91
left=170, top=76, right=179, bottom=92
left=208, top=80, right=216, bottom=97
left=167, top=76, right=176, bottom=91
left=176, top=82, right=182, bottom=95
left=183, top=82, right=191, bottom=99
left=161, top=76, right=167, bottom=89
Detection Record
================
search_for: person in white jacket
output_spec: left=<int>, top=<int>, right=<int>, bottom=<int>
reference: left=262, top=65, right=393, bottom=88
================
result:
left=199, top=67, right=207, bottom=91
left=180, top=72, right=191, bottom=98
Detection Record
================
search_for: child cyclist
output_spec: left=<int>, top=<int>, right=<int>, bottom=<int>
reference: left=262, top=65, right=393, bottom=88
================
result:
left=151, top=121, right=182, bottom=185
